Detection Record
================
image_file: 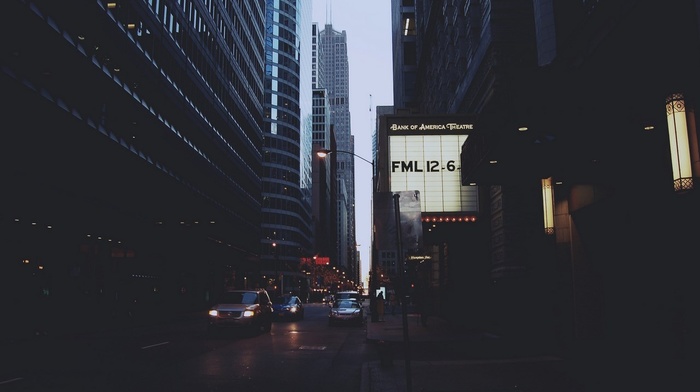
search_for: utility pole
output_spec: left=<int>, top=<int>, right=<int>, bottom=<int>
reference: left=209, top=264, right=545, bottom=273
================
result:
left=393, top=193, right=412, bottom=392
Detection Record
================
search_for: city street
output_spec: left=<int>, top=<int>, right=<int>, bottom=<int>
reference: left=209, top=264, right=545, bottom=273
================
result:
left=2, top=299, right=693, bottom=392
left=0, top=303, right=375, bottom=392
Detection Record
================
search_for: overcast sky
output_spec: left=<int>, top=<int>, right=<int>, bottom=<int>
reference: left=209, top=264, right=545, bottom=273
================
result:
left=311, top=0, right=394, bottom=287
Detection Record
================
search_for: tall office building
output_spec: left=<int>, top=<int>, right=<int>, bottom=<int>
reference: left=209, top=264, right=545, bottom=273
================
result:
left=310, top=21, right=335, bottom=261
left=315, top=22, right=356, bottom=278
left=311, top=88, right=334, bottom=259
left=261, top=0, right=314, bottom=296
left=392, top=0, right=697, bottom=386
left=391, top=0, right=418, bottom=112
left=311, top=22, right=326, bottom=91
left=1, top=0, right=266, bottom=336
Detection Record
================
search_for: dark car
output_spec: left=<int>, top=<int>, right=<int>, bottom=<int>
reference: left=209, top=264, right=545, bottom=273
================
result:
left=328, top=299, right=364, bottom=326
left=207, top=289, right=273, bottom=335
left=272, top=294, right=304, bottom=320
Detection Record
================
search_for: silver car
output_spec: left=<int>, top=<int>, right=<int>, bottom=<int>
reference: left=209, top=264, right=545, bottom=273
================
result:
left=328, top=299, right=364, bottom=326
left=207, top=289, right=273, bottom=334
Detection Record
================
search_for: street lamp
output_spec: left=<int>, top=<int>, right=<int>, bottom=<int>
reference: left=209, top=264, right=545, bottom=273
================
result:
left=316, top=149, right=375, bottom=176
left=315, top=148, right=379, bottom=321
left=272, top=242, right=283, bottom=296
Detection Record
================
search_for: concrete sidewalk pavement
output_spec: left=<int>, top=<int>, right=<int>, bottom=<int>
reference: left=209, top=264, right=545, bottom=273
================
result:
left=361, top=310, right=589, bottom=392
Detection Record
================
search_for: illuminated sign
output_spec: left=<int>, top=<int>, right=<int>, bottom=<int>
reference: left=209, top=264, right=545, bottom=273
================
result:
left=387, top=116, right=479, bottom=214
left=301, top=257, right=330, bottom=265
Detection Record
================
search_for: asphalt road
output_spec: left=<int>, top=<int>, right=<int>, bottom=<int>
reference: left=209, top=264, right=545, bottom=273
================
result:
left=0, top=303, right=376, bottom=392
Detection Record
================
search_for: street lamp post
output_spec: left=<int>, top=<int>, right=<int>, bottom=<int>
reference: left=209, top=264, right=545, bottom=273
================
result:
left=272, top=242, right=282, bottom=296
left=316, top=148, right=378, bottom=321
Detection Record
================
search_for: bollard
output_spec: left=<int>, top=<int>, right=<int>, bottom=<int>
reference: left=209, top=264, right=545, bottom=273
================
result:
left=376, top=340, right=393, bottom=368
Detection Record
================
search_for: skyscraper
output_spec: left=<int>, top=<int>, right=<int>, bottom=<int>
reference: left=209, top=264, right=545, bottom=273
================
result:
left=311, top=88, right=334, bottom=258
left=1, top=0, right=267, bottom=335
left=261, top=0, right=314, bottom=296
left=315, top=22, right=357, bottom=280
left=391, top=0, right=418, bottom=112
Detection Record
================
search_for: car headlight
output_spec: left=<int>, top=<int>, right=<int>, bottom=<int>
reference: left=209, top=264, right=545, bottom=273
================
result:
left=289, top=307, right=297, bottom=313
left=242, top=310, right=255, bottom=317
left=208, top=310, right=218, bottom=317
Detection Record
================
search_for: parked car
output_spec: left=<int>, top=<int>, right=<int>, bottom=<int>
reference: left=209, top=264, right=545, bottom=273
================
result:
left=272, top=294, right=304, bottom=320
left=328, top=299, right=364, bottom=326
left=207, top=289, right=273, bottom=335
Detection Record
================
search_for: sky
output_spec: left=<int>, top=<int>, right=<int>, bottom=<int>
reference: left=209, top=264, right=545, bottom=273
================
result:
left=311, top=0, right=394, bottom=288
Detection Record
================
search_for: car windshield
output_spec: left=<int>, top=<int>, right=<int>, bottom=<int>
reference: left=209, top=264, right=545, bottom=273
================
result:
left=217, top=291, right=258, bottom=304
left=334, top=300, right=358, bottom=308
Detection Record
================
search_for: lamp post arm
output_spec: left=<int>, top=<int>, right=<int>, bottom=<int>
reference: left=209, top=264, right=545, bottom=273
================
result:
left=317, top=149, right=373, bottom=167
left=350, top=152, right=374, bottom=167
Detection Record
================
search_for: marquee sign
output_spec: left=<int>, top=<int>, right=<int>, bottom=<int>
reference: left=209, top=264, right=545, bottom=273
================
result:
left=387, top=115, right=479, bottom=214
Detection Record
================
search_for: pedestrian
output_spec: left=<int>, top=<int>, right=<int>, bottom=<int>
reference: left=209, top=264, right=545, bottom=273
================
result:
left=389, top=291, right=397, bottom=315
left=376, top=291, right=385, bottom=321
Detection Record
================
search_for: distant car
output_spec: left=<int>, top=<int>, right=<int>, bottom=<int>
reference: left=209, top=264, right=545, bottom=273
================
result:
left=272, top=294, right=304, bottom=320
left=207, top=289, right=273, bottom=335
left=328, top=299, right=364, bottom=326
left=335, top=290, right=361, bottom=303
left=322, top=294, right=334, bottom=304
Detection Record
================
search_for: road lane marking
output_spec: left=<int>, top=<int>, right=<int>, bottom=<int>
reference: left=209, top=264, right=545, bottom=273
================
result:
left=141, top=341, right=170, bottom=349
left=298, top=346, right=327, bottom=350
left=0, top=377, right=23, bottom=385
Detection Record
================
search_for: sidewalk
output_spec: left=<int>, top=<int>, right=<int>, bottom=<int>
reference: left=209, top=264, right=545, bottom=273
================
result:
left=361, top=309, right=588, bottom=392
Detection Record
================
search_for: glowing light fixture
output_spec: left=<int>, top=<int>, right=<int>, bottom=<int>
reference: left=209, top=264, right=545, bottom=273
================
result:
left=541, top=177, right=554, bottom=235
left=666, top=93, right=696, bottom=192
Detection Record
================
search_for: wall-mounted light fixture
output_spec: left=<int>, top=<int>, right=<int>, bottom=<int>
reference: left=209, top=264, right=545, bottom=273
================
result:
left=541, top=177, right=554, bottom=235
left=665, top=93, right=698, bottom=192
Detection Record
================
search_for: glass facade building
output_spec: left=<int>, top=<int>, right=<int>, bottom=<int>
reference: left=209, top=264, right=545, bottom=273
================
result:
left=1, top=0, right=267, bottom=335
left=261, top=0, right=313, bottom=295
